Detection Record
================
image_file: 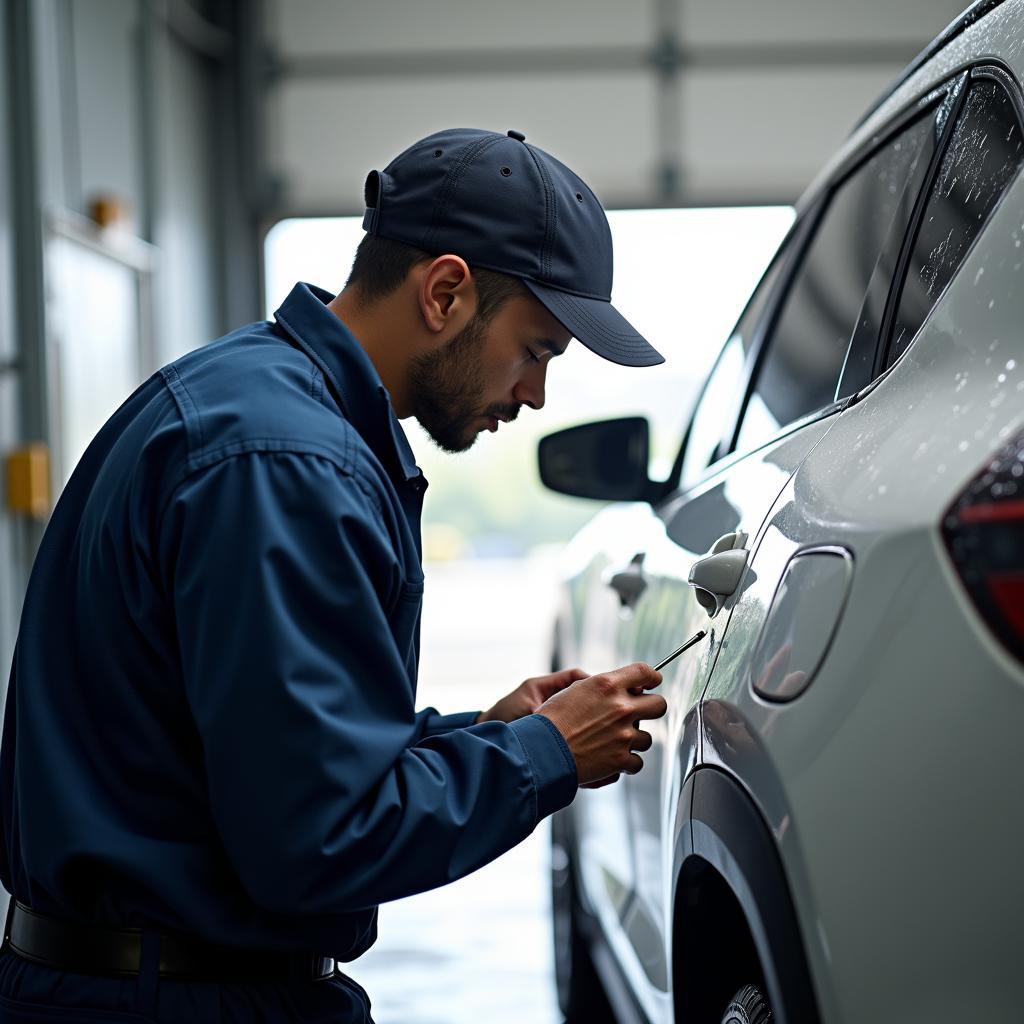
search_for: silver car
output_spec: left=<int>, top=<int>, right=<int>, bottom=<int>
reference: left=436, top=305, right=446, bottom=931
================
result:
left=542, top=2, right=1024, bottom=1022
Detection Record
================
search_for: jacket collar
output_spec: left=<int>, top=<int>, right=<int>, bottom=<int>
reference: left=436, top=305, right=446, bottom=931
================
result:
left=273, top=282, right=425, bottom=486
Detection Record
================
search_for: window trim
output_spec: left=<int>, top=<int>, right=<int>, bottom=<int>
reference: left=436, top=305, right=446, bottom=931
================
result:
left=720, top=200, right=825, bottom=459
left=835, top=82, right=964, bottom=399
left=725, top=86, right=949, bottom=459
left=869, top=75, right=969, bottom=379
left=668, top=59, right=1024, bottom=499
left=664, top=214, right=805, bottom=496
left=873, top=62, right=1024, bottom=379
left=854, top=0, right=1009, bottom=132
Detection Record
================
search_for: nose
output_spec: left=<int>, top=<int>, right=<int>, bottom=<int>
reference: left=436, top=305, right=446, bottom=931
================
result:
left=513, top=361, right=547, bottom=411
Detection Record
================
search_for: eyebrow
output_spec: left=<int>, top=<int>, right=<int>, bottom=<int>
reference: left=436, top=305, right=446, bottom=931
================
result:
left=537, top=338, right=568, bottom=358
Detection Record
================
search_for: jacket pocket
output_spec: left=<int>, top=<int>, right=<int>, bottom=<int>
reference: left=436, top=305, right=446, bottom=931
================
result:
left=388, top=578, right=424, bottom=678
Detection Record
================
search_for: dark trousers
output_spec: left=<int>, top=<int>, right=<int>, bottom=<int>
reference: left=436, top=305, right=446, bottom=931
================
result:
left=0, top=946, right=374, bottom=1023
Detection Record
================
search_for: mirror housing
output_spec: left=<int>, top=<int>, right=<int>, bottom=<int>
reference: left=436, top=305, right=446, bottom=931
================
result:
left=538, top=417, right=657, bottom=502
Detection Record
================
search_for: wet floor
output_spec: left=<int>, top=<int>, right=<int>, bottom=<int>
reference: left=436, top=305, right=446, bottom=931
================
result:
left=348, top=553, right=565, bottom=1024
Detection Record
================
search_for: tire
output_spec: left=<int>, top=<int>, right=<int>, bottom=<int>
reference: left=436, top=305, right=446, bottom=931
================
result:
left=551, top=812, right=615, bottom=1024
left=721, top=983, right=773, bottom=1024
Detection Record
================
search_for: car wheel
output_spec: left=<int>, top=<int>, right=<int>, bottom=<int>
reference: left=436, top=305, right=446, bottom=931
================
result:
left=720, top=983, right=773, bottom=1024
left=551, top=813, right=615, bottom=1023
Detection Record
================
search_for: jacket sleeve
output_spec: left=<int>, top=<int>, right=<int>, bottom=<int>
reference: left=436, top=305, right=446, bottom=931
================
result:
left=413, top=708, right=482, bottom=737
left=160, top=449, right=577, bottom=916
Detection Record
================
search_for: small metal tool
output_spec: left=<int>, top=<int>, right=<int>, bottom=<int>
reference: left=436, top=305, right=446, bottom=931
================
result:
left=653, top=630, right=707, bottom=671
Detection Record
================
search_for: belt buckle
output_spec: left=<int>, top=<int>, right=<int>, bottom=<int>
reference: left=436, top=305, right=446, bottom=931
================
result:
left=311, top=954, right=335, bottom=981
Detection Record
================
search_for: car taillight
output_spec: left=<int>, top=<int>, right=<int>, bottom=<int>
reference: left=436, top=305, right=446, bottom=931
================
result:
left=943, top=429, right=1024, bottom=664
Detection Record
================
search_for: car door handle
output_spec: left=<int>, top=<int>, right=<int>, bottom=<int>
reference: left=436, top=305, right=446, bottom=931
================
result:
left=688, top=531, right=748, bottom=617
left=604, top=552, right=648, bottom=609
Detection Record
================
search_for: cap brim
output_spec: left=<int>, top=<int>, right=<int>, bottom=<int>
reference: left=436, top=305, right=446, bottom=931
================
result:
left=523, top=280, right=665, bottom=367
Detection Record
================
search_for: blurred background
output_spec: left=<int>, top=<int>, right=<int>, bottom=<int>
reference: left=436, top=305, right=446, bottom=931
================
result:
left=0, top=1, right=968, bottom=1021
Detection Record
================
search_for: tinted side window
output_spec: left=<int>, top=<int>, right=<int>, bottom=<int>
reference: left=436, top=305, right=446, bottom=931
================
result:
left=736, top=113, right=934, bottom=451
left=886, top=80, right=1024, bottom=368
left=679, top=256, right=785, bottom=489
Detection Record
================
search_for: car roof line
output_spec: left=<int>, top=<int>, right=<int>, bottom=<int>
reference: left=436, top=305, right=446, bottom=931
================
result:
left=854, top=0, right=1009, bottom=132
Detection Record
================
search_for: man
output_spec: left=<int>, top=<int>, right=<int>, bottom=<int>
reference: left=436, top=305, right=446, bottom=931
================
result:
left=0, top=128, right=668, bottom=1022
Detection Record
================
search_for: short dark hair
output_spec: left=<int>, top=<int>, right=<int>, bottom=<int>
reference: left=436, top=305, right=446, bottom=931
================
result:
left=344, top=234, right=528, bottom=323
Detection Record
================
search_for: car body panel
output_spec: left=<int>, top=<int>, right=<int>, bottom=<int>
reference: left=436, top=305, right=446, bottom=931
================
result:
left=552, top=4, right=1024, bottom=1021
left=801, top=0, right=1024, bottom=223
left=616, top=413, right=840, bottom=1022
left=700, top=157, right=1024, bottom=1021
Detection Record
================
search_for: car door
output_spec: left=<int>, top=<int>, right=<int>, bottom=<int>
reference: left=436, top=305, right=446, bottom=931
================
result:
left=609, top=87, right=951, bottom=1019
left=696, top=69, right=1024, bottom=1024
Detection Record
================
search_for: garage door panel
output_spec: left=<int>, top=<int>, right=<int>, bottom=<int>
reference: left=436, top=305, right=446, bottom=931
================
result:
left=681, top=66, right=898, bottom=202
left=268, top=0, right=652, bottom=58
left=270, top=73, right=657, bottom=212
left=684, top=0, right=968, bottom=48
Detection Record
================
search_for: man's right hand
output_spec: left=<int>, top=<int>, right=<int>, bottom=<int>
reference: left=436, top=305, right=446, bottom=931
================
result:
left=536, top=663, right=667, bottom=786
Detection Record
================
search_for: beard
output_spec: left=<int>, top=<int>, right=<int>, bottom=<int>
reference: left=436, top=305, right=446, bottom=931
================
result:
left=408, top=314, right=519, bottom=454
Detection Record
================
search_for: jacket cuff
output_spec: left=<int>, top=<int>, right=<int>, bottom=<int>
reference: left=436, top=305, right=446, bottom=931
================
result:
left=508, top=713, right=578, bottom=822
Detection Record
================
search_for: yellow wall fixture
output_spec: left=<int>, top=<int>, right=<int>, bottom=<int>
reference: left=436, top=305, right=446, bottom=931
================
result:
left=5, top=444, right=50, bottom=519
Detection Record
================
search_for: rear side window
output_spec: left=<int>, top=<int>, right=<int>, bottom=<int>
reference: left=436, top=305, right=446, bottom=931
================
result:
left=736, top=112, right=935, bottom=452
left=885, top=79, right=1024, bottom=369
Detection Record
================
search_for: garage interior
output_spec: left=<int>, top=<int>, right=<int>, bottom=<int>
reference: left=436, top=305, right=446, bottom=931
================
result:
left=0, top=1, right=972, bottom=1021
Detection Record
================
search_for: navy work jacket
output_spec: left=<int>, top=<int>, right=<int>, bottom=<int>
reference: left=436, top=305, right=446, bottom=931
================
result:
left=0, top=283, right=577, bottom=959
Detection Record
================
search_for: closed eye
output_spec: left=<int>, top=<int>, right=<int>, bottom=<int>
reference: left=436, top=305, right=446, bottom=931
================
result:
left=527, top=349, right=541, bottom=364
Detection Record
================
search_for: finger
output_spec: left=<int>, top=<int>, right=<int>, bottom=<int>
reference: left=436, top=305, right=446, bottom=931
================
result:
left=630, top=730, right=653, bottom=753
left=754, top=644, right=793, bottom=691
left=630, top=693, right=669, bottom=721
left=605, top=662, right=663, bottom=691
left=553, top=667, right=589, bottom=690
left=581, top=774, right=620, bottom=790
left=537, top=668, right=588, bottom=698
left=781, top=670, right=807, bottom=691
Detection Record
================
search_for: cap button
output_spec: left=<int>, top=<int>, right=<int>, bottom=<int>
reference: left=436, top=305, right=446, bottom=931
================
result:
left=507, top=129, right=526, bottom=142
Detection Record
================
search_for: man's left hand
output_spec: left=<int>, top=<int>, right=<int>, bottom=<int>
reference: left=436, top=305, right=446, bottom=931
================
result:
left=475, top=667, right=589, bottom=725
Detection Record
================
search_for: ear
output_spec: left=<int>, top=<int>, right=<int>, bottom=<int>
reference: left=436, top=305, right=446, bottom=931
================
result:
left=417, top=254, right=474, bottom=334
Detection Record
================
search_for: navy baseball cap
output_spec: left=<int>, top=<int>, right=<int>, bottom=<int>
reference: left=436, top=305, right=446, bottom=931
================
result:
left=360, top=128, right=664, bottom=367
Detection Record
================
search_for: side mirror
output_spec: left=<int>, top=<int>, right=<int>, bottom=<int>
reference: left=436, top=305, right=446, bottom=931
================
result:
left=538, top=417, right=656, bottom=502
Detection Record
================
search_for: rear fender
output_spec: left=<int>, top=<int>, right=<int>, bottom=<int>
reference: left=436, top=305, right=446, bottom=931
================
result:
left=671, top=767, right=821, bottom=1024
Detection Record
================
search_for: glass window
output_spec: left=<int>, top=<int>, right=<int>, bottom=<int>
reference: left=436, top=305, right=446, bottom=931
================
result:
left=736, top=112, right=935, bottom=452
left=886, top=80, right=1024, bottom=368
left=679, top=255, right=786, bottom=488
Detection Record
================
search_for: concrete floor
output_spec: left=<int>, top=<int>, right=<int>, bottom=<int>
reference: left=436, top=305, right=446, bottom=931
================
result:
left=347, top=553, right=565, bottom=1024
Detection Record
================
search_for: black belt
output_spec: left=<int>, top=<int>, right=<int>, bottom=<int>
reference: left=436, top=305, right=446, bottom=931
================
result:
left=4, top=901, right=336, bottom=983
